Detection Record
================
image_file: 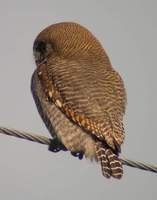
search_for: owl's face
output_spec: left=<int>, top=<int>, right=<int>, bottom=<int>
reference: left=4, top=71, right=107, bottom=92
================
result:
left=33, top=40, right=53, bottom=64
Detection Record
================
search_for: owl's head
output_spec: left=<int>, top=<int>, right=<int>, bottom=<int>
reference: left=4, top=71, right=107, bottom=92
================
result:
left=33, top=22, right=110, bottom=65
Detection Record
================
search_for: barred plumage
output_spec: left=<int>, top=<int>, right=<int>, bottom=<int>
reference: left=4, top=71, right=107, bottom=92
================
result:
left=95, top=142, right=123, bottom=179
left=32, top=22, right=126, bottom=179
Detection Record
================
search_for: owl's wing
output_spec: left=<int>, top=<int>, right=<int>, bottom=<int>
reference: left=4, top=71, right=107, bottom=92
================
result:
left=31, top=70, right=84, bottom=158
left=37, top=58, right=126, bottom=151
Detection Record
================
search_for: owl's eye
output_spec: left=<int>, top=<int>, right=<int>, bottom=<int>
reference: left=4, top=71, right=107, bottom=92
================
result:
left=33, top=40, right=46, bottom=54
left=33, top=40, right=54, bottom=64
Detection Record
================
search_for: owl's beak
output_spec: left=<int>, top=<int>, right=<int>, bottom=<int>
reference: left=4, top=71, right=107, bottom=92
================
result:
left=34, top=51, right=43, bottom=64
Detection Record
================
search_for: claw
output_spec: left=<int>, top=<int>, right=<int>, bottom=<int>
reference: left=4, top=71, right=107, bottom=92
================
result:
left=48, top=137, right=67, bottom=152
left=71, top=151, right=84, bottom=160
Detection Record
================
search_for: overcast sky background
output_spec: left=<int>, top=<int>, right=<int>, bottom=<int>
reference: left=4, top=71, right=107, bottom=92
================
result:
left=0, top=0, right=157, bottom=199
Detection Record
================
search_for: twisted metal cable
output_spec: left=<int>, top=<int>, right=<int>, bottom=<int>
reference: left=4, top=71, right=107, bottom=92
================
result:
left=0, top=127, right=51, bottom=145
left=0, top=126, right=157, bottom=174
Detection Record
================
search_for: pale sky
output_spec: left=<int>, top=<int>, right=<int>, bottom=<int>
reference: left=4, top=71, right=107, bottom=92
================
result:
left=0, top=0, right=156, bottom=199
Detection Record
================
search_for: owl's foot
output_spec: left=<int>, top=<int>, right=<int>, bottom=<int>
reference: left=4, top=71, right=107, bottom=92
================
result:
left=71, top=151, right=84, bottom=160
left=48, top=138, right=84, bottom=160
left=48, top=137, right=67, bottom=152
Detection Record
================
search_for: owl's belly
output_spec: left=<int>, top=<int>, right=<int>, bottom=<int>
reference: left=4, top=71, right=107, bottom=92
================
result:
left=47, top=102, right=96, bottom=159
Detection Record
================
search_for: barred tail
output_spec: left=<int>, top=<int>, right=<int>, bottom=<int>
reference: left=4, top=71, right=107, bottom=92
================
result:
left=95, top=142, right=123, bottom=179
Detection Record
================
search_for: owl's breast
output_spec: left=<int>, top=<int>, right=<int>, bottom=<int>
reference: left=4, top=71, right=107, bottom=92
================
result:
left=31, top=70, right=96, bottom=159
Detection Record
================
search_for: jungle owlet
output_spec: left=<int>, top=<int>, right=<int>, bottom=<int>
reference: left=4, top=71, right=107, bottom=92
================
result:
left=31, top=22, right=126, bottom=179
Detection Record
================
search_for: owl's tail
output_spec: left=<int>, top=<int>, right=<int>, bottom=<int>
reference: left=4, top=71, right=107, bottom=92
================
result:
left=95, top=142, right=123, bottom=179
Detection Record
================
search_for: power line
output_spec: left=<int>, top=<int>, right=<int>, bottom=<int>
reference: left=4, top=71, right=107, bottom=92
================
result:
left=0, top=126, right=157, bottom=174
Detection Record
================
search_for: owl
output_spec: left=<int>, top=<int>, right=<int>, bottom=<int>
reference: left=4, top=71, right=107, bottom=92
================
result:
left=31, top=22, right=126, bottom=179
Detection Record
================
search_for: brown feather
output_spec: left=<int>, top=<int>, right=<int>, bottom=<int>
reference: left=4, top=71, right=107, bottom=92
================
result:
left=32, top=22, right=127, bottom=179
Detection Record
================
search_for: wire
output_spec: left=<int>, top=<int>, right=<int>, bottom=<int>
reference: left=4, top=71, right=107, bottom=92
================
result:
left=0, top=126, right=157, bottom=174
